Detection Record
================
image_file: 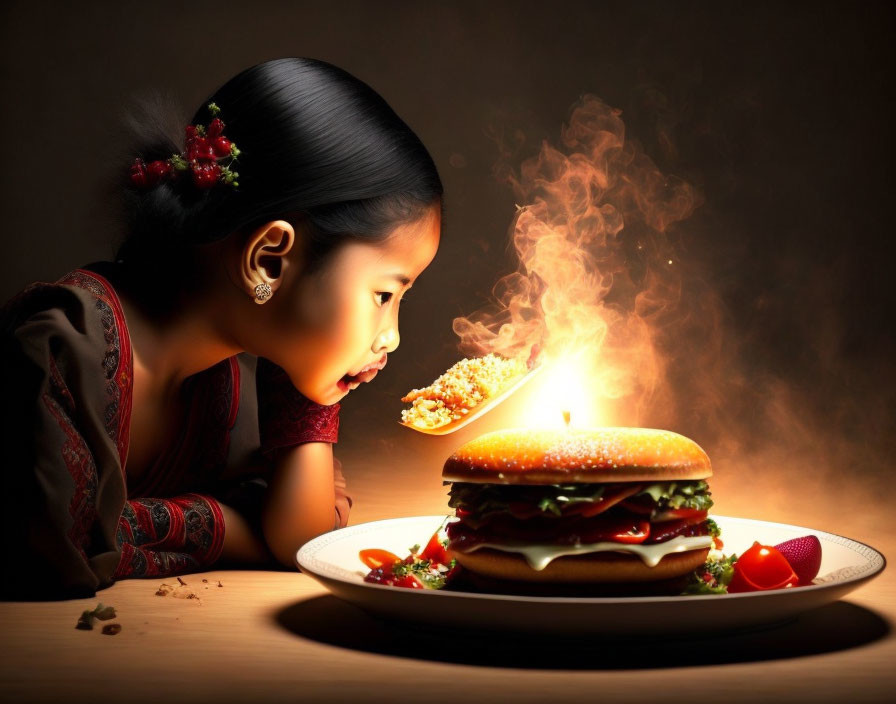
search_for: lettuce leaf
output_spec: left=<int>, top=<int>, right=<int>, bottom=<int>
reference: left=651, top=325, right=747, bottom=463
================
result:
left=447, top=482, right=607, bottom=518
left=447, top=480, right=712, bottom=518
left=636, top=480, right=714, bottom=511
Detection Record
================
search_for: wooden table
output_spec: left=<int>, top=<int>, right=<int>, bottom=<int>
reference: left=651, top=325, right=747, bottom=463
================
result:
left=2, top=445, right=894, bottom=704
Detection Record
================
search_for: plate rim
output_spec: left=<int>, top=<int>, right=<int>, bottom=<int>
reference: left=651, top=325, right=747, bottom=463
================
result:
left=295, top=513, right=886, bottom=604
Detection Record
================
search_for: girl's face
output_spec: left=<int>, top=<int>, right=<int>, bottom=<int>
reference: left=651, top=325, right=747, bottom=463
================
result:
left=266, top=206, right=440, bottom=406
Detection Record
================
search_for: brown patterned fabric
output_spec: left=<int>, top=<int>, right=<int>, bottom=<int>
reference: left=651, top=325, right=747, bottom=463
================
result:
left=0, top=263, right=351, bottom=600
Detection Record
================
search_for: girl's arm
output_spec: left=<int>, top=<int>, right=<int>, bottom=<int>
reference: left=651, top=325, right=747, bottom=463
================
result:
left=261, top=442, right=339, bottom=568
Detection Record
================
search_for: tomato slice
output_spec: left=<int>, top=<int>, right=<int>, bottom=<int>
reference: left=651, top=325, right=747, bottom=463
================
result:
left=642, top=511, right=707, bottom=544
left=418, top=529, right=451, bottom=564
left=358, top=548, right=402, bottom=569
left=579, top=517, right=651, bottom=544
left=727, top=542, right=799, bottom=593
left=652, top=507, right=707, bottom=522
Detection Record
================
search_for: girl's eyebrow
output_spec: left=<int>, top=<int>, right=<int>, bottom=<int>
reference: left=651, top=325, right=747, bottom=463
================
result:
left=387, top=273, right=412, bottom=286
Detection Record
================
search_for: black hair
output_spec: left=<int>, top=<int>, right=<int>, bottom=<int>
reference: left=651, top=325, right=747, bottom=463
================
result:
left=113, top=57, right=442, bottom=315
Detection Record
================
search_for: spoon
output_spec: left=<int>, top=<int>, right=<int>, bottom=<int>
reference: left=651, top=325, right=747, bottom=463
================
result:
left=399, top=363, right=545, bottom=435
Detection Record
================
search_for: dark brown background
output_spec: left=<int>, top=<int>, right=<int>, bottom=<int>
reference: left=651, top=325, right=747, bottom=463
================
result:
left=2, top=1, right=894, bottom=536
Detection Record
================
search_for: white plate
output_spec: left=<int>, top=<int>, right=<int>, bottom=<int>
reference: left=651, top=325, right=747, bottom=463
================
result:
left=295, top=515, right=886, bottom=636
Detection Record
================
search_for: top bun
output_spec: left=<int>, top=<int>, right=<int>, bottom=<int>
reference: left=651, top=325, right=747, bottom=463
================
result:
left=442, top=427, right=711, bottom=484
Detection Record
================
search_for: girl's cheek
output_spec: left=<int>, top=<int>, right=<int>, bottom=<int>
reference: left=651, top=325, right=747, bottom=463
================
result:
left=321, top=290, right=373, bottom=345
left=286, top=272, right=339, bottom=330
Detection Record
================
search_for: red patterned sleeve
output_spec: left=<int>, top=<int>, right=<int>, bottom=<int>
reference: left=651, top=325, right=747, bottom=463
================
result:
left=113, top=494, right=225, bottom=578
left=256, top=358, right=340, bottom=457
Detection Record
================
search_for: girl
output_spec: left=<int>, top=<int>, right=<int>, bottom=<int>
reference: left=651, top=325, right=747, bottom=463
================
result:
left=0, top=58, right=442, bottom=599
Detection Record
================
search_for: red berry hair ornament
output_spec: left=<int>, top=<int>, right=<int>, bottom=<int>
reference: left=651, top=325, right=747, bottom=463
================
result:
left=129, top=102, right=241, bottom=191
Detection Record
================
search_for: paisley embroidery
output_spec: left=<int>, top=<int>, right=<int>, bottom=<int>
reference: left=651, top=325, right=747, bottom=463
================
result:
left=115, top=543, right=199, bottom=579
left=113, top=494, right=223, bottom=578
left=42, top=357, right=97, bottom=560
left=58, top=269, right=133, bottom=471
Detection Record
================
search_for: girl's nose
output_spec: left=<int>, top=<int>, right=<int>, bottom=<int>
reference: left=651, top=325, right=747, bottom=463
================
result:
left=373, top=325, right=399, bottom=354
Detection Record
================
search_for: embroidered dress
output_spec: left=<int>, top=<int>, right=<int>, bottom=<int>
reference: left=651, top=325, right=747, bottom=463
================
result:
left=0, top=264, right=351, bottom=599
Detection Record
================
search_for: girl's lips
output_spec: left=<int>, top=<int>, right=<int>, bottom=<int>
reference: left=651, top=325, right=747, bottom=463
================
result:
left=337, top=377, right=358, bottom=393
left=338, top=354, right=387, bottom=392
left=355, top=367, right=380, bottom=383
left=355, top=354, right=388, bottom=376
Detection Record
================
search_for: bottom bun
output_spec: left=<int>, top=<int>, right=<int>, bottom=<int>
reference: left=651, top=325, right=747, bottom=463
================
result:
left=451, top=546, right=710, bottom=584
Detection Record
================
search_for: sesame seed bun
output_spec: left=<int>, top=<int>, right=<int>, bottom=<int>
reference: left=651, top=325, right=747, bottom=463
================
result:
left=442, top=427, right=712, bottom=484
left=451, top=545, right=712, bottom=584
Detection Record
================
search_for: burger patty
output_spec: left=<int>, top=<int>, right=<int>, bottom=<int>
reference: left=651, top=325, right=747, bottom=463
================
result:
left=445, top=479, right=715, bottom=550
left=446, top=510, right=712, bottom=549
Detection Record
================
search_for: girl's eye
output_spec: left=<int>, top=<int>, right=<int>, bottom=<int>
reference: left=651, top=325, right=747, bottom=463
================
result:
left=375, top=292, right=394, bottom=306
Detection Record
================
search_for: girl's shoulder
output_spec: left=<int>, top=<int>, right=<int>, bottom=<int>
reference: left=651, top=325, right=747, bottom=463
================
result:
left=2, top=263, right=132, bottom=390
left=2, top=264, right=126, bottom=336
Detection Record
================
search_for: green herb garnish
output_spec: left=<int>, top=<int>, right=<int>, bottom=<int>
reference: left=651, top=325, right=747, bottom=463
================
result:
left=681, top=553, right=738, bottom=595
left=75, top=603, right=117, bottom=630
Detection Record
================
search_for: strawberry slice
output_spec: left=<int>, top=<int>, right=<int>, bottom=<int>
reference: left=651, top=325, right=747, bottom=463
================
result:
left=774, top=535, right=822, bottom=585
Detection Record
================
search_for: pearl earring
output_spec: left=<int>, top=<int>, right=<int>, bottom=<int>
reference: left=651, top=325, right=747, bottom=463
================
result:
left=254, top=282, right=273, bottom=303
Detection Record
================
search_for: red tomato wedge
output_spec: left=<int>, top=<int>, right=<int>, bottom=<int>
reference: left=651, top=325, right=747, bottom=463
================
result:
left=600, top=519, right=651, bottom=544
left=418, top=530, right=451, bottom=564
left=727, top=542, right=799, bottom=593
left=358, top=548, right=402, bottom=569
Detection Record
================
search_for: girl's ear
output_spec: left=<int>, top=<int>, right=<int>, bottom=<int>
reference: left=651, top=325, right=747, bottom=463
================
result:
left=240, top=220, right=297, bottom=303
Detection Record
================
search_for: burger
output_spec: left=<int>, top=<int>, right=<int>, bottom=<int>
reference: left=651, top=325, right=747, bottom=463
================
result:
left=442, top=427, right=717, bottom=592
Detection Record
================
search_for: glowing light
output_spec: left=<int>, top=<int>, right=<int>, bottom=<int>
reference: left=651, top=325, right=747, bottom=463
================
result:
left=515, top=356, right=605, bottom=429
left=452, top=96, right=697, bottom=429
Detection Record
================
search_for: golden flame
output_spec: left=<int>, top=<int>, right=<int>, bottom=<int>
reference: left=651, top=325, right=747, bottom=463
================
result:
left=454, top=96, right=697, bottom=426
left=521, top=355, right=599, bottom=429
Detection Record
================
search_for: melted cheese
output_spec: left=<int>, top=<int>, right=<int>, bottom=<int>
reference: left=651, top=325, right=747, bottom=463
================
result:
left=459, top=534, right=713, bottom=571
